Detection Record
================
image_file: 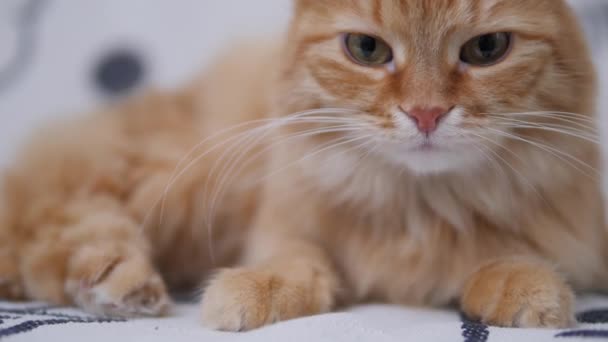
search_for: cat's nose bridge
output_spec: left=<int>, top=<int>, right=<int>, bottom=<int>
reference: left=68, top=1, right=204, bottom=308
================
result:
left=398, top=68, right=452, bottom=134
left=400, top=70, right=448, bottom=108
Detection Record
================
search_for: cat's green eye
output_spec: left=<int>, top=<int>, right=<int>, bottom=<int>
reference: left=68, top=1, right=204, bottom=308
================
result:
left=343, top=33, right=393, bottom=66
left=460, top=32, right=512, bottom=66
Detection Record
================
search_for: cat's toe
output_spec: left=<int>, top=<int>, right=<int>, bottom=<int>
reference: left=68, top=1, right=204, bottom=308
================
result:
left=461, top=259, right=575, bottom=328
left=66, top=248, right=171, bottom=317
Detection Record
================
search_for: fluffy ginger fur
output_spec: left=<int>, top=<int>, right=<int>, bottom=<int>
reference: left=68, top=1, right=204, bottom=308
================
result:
left=1, top=0, right=606, bottom=331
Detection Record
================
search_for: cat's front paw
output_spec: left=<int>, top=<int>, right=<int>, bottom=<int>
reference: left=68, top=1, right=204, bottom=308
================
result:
left=66, top=247, right=171, bottom=318
left=200, top=269, right=290, bottom=331
left=461, top=259, right=575, bottom=328
left=201, top=268, right=334, bottom=331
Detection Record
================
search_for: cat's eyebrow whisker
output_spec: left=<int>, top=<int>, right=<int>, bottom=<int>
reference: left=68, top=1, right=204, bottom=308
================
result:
left=485, top=127, right=600, bottom=180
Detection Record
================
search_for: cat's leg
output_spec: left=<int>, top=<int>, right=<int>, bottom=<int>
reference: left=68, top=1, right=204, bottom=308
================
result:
left=19, top=210, right=171, bottom=317
left=200, top=233, right=341, bottom=331
left=3, top=112, right=174, bottom=317
left=460, top=258, right=575, bottom=328
left=20, top=205, right=171, bottom=317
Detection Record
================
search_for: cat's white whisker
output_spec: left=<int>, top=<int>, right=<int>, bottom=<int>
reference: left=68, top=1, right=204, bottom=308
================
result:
left=205, top=126, right=370, bottom=216
left=470, top=143, right=507, bottom=179
left=490, top=121, right=600, bottom=144
left=166, top=110, right=354, bottom=188
left=204, top=123, right=368, bottom=230
left=466, top=131, right=548, bottom=203
left=149, top=110, right=369, bottom=231
left=491, top=118, right=598, bottom=135
left=488, top=111, right=597, bottom=125
left=487, top=114, right=598, bottom=134
left=202, top=133, right=373, bottom=262
left=192, top=113, right=370, bottom=260
left=485, top=127, right=599, bottom=180
left=209, top=124, right=367, bottom=195
left=487, top=111, right=597, bottom=128
left=247, top=134, right=375, bottom=189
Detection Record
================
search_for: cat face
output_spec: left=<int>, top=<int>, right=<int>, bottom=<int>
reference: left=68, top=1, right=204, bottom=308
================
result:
left=281, top=0, right=595, bottom=175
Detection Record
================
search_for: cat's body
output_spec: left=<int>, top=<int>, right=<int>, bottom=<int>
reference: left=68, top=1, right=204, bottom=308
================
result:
left=0, top=43, right=275, bottom=304
left=1, top=0, right=605, bottom=331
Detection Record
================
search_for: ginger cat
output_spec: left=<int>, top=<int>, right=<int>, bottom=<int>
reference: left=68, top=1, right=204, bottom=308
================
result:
left=1, top=0, right=605, bottom=331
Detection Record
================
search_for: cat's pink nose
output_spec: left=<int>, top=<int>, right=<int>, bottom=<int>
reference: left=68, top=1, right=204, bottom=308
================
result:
left=403, top=106, right=449, bottom=134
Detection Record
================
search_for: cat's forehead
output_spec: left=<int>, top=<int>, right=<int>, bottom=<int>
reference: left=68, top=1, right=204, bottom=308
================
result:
left=298, top=0, right=559, bottom=38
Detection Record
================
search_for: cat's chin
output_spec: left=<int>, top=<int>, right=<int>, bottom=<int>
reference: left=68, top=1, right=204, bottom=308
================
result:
left=381, top=144, right=484, bottom=175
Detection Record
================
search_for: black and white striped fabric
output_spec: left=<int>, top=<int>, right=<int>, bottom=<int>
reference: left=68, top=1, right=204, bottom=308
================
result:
left=3, top=296, right=608, bottom=341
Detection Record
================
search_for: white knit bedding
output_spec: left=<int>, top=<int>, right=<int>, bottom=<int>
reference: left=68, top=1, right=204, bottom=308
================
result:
left=2, top=296, right=608, bottom=342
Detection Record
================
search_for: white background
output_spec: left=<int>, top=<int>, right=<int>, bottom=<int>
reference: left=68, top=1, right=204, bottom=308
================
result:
left=0, top=0, right=291, bottom=165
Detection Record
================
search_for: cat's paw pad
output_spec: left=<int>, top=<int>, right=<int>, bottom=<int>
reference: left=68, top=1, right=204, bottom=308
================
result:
left=461, top=260, right=575, bottom=328
left=66, top=250, right=171, bottom=317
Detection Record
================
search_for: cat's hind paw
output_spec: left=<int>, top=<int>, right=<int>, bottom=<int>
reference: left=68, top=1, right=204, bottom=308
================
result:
left=66, top=247, right=171, bottom=318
